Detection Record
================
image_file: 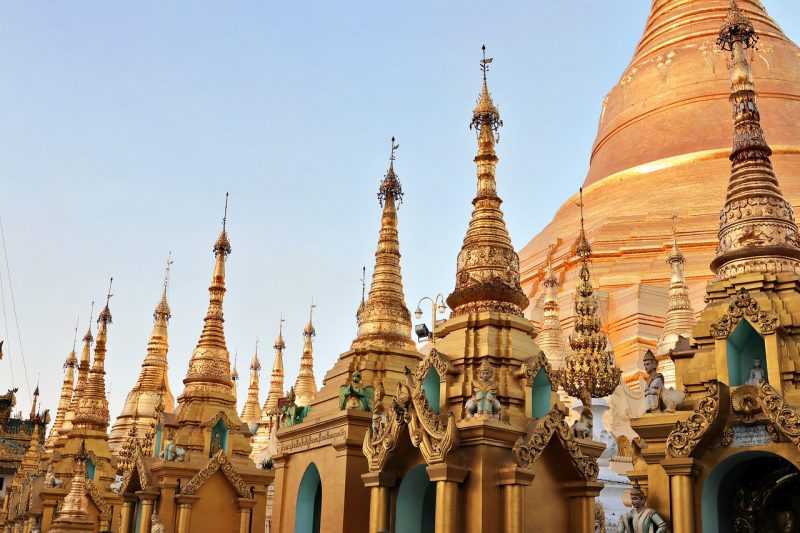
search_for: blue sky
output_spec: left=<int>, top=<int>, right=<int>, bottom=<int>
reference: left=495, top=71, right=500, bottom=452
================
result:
left=1, top=2, right=798, bottom=417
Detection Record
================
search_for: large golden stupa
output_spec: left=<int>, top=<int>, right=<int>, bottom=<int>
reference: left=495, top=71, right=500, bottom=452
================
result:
left=519, top=0, right=800, bottom=377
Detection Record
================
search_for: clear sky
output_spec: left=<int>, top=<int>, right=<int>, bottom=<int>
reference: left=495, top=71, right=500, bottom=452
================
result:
left=1, top=2, right=798, bottom=419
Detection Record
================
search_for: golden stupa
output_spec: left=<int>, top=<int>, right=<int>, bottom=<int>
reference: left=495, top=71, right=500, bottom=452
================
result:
left=519, top=0, right=800, bottom=379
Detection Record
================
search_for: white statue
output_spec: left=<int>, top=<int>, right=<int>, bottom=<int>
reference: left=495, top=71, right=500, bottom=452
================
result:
left=150, top=510, right=165, bottom=533
left=643, top=351, right=684, bottom=413
left=44, top=464, right=62, bottom=488
left=571, top=407, right=593, bottom=439
left=746, top=359, right=766, bottom=386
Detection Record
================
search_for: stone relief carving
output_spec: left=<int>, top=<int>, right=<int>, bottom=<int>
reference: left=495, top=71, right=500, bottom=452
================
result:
left=182, top=449, right=250, bottom=497
left=666, top=381, right=724, bottom=458
left=709, top=288, right=779, bottom=338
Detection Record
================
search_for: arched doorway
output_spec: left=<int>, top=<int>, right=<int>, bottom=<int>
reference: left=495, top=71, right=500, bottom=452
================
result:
left=295, top=463, right=322, bottom=533
left=396, top=464, right=436, bottom=533
left=702, top=451, right=800, bottom=532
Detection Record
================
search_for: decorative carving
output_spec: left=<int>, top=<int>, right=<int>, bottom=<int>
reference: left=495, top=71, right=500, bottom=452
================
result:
left=732, top=384, right=763, bottom=423
left=363, top=366, right=458, bottom=470
left=721, top=426, right=735, bottom=447
left=413, top=348, right=454, bottom=383
left=464, top=359, right=502, bottom=419
left=182, top=449, right=250, bottom=497
left=709, top=288, right=780, bottom=338
left=280, top=387, right=310, bottom=427
left=85, top=480, right=112, bottom=521
left=758, top=382, right=800, bottom=448
left=512, top=406, right=599, bottom=480
left=516, top=353, right=553, bottom=388
left=666, top=381, right=723, bottom=457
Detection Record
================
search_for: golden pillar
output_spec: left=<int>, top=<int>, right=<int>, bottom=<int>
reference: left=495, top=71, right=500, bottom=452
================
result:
left=661, top=457, right=698, bottom=533
left=496, top=466, right=535, bottom=533
left=118, top=498, right=136, bottom=533
left=563, top=481, right=604, bottom=533
left=237, top=498, right=256, bottom=533
left=157, top=480, right=178, bottom=531
left=175, top=495, right=199, bottom=533
left=40, top=499, right=58, bottom=533
left=426, top=463, right=468, bottom=533
left=136, top=491, right=157, bottom=533
left=361, top=471, right=397, bottom=533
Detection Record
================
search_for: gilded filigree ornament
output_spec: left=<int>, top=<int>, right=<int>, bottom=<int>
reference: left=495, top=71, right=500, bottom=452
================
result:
left=720, top=426, right=735, bottom=447
left=182, top=449, right=250, bottom=498
left=557, top=190, right=621, bottom=408
left=757, top=382, right=800, bottom=449
left=731, top=384, right=762, bottom=423
left=362, top=381, right=409, bottom=473
left=512, top=405, right=599, bottom=480
left=413, top=348, right=453, bottom=383
left=666, top=381, right=724, bottom=457
left=516, top=353, right=553, bottom=387
left=84, top=480, right=112, bottom=522
left=709, top=288, right=779, bottom=338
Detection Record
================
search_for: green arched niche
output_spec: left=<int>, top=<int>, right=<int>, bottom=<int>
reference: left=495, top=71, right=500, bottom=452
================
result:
left=396, top=464, right=436, bottom=533
left=295, top=463, right=322, bottom=533
left=532, top=368, right=553, bottom=418
left=210, top=419, right=228, bottom=456
left=85, top=456, right=96, bottom=480
left=422, top=367, right=441, bottom=414
left=727, top=320, right=767, bottom=386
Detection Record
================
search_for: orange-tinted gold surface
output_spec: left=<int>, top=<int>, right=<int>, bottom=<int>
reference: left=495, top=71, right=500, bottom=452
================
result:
left=520, top=0, right=800, bottom=377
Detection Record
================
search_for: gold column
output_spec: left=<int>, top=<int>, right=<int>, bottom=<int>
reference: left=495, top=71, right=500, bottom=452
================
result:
left=563, top=481, right=604, bottom=533
left=118, top=498, right=136, bottom=533
left=237, top=498, right=256, bottom=533
left=175, top=495, right=199, bottom=533
left=157, top=480, right=178, bottom=532
left=661, top=457, right=698, bottom=533
left=361, top=471, right=397, bottom=533
left=136, top=492, right=156, bottom=533
left=426, top=463, right=468, bottom=533
left=496, top=466, right=535, bottom=533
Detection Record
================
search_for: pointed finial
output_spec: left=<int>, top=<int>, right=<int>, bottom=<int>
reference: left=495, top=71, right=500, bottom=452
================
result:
left=232, top=352, right=239, bottom=381
left=480, top=44, right=491, bottom=82
left=223, top=192, right=229, bottom=232
left=360, top=266, right=367, bottom=304
left=83, top=301, right=95, bottom=342
left=98, top=277, right=113, bottom=324
left=274, top=315, right=286, bottom=350
left=575, top=188, right=591, bottom=259
left=471, top=44, right=502, bottom=140
left=163, top=252, right=174, bottom=293
left=378, top=137, right=403, bottom=206
left=304, top=301, right=317, bottom=337
left=72, top=314, right=80, bottom=353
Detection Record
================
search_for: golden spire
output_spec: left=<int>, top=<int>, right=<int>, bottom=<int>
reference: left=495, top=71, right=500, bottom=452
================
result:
left=240, top=339, right=263, bottom=427
left=47, top=319, right=80, bottom=451
left=29, top=381, right=39, bottom=419
left=60, top=303, right=94, bottom=440
left=353, top=137, right=414, bottom=350
left=109, top=256, right=176, bottom=450
left=295, top=304, right=318, bottom=407
left=559, top=190, right=621, bottom=408
left=262, top=318, right=285, bottom=415
left=50, top=442, right=92, bottom=530
left=537, top=245, right=567, bottom=369
left=75, top=278, right=113, bottom=430
left=447, top=46, right=528, bottom=316
left=181, top=193, right=235, bottom=401
left=655, top=216, right=695, bottom=387
left=710, top=1, right=800, bottom=279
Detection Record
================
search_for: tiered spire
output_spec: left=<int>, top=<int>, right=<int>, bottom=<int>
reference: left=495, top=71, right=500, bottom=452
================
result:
left=109, top=257, right=176, bottom=450
left=240, top=340, right=263, bottom=427
left=710, top=0, right=800, bottom=279
left=46, top=325, right=79, bottom=451
left=49, top=443, right=93, bottom=532
left=353, top=138, right=415, bottom=350
left=263, top=320, right=286, bottom=415
left=60, top=304, right=94, bottom=440
left=656, top=216, right=695, bottom=387
left=294, top=305, right=318, bottom=407
left=74, top=279, right=113, bottom=430
left=558, top=190, right=621, bottom=408
left=447, top=46, right=528, bottom=316
left=537, top=246, right=568, bottom=369
left=180, top=193, right=235, bottom=403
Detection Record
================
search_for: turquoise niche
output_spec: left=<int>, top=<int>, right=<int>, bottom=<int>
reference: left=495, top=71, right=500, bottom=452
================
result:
left=422, top=367, right=441, bottom=414
left=396, top=464, right=436, bottom=533
left=85, top=456, right=96, bottom=480
left=531, top=368, right=553, bottom=418
left=727, top=320, right=767, bottom=386
left=209, top=419, right=228, bottom=457
left=153, top=425, right=163, bottom=457
left=295, top=463, right=322, bottom=533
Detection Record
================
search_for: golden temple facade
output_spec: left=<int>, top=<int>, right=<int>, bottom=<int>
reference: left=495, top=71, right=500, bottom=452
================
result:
left=520, top=0, right=800, bottom=384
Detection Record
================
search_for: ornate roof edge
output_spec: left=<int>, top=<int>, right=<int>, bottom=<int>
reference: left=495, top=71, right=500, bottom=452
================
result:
left=182, top=449, right=250, bottom=498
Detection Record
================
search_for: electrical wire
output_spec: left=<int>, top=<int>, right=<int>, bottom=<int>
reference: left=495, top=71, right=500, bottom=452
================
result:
left=0, top=216, right=31, bottom=401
